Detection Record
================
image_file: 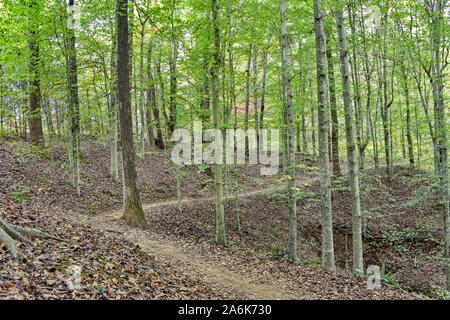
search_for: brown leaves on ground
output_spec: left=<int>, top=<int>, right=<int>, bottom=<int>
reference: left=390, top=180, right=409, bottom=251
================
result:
left=0, top=137, right=431, bottom=299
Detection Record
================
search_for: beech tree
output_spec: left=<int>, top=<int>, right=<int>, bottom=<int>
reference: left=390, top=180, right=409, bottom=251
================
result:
left=211, top=0, right=226, bottom=245
left=280, top=0, right=297, bottom=262
left=65, top=0, right=81, bottom=195
left=314, top=0, right=335, bottom=273
left=28, top=0, right=44, bottom=146
left=335, top=0, right=363, bottom=275
left=424, top=0, right=448, bottom=291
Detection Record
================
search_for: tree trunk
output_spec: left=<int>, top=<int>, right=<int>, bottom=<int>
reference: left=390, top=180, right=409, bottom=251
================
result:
left=211, top=0, right=226, bottom=245
left=252, top=44, right=259, bottom=148
left=156, top=52, right=169, bottom=142
left=43, top=98, right=54, bottom=140
left=168, top=9, right=178, bottom=136
left=325, top=27, right=341, bottom=176
left=108, top=30, right=120, bottom=182
left=244, top=44, right=252, bottom=155
left=117, top=0, right=149, bottom=230
left=427, top=0, right=449, bottom=290
left=146, top=38, right=156, bottom=149
left=336, top=1, right=363, bottom=275
left=201, top=57, right=211, bottom=124
left=313, top=0, right=335, bottom=273
left=381, top=10, right=393, bottom=176
left=259, top=48, right=267, bottom=134
left=138, top=25, right=147, bottom=155
left=28, top=5, right=44, bottom=146
left=280, top=0, right=297, bottom=262
left=347, top=3, right=365, bottom=169
left=66, top=0, right=81, bottom=195
left=401, top=65, right=414, bottom=166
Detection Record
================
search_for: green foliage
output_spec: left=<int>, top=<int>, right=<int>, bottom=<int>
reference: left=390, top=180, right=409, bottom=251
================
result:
left=406, top=175, right=439, bottom=208
left=309, top=239, right=320, bottom=253
left=271, top=244, right=286, bottom=259
left=429, top=284, right=450, bottom=300
left=269, top=226, right=284, bottom=239
left=7, top=140, right=48, bottom=163
left=201, top=179, right=214, bottom=192
left=10, top=186, right=29, bottom=204
left=197, top=164, right=211, bottom=175
left=380, top=263, right=398, bottom=286
left=102, top=189, right=116, bottom=197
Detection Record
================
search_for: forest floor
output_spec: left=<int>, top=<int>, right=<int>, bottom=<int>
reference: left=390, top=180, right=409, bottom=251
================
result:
left=0, top=134, right=444, bottom=299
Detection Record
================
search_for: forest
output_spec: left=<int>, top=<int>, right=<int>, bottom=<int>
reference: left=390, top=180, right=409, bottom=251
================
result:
left=0, top=0, right=448, bottom=301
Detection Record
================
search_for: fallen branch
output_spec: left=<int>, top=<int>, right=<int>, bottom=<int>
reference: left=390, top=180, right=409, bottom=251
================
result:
left=0, top=218, right=72, bottom=261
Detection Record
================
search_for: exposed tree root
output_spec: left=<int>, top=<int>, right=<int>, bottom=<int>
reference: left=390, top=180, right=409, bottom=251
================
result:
left=0, top=218, right=71, bottom=261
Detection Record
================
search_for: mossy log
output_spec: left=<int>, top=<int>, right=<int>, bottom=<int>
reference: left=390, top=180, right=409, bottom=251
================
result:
left=0, top=218, right=71, bottom=261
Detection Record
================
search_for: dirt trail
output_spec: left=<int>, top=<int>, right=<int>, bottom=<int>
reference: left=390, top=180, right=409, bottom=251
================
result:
left=83, top=178, right=320, bottom=300
left=140, top=176, right=319, bottom=212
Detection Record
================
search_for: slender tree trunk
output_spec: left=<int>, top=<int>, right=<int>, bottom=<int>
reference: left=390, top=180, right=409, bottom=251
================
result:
left=259, top=48, right=267, bottom=133
left=280, top=0, right=297, bottom=262
left=109, top=31, right=120, bottom=182
left=55, top=102, right=62, bottom=138
left=168, top=7, right=178, bottom=136
left=313, top=0, right=335, bottom=273
left=306, top=36, right=316, bottom=158
left=244, top=44, right=252, bottom=155
left=301, top=53, right=308, bottom=154
left=201, top=58, right=211, bottom=123
left=347, top=3, right=365, bottom=169
left=43, top=98, right=54, bottom=140
left=146, top=39, right=156, bottom=149
left=401, top=67, right=414, bottom=166
left=427, top=0, right=448, bottom=290
left=336, top=1, right=363, bottom=275
left=66, top=0, right=81, bottom=195
left=156, top=52, right=169, bottom=141
left=310, top=79, right=316, bottom=158
left=211, top=0, right=226, bottom=245
left=28, top=5, right=44, bottom=146
left=117, top=0, right=149, bottom=230
left=252, top=44, right=259, bottom=148
left=325, top=27, right=341, bottom=176
left=228, top=40, right=237, bottom=131
left=381, top=12, right=393, bottom=176
left=138, top=25, right=147, bottom=155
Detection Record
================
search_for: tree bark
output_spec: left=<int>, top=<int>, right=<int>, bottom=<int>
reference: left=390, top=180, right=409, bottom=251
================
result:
left=109, top=31, right=120, bottom=183
left=244, top=44, right=252, bottom=155
left=28, top=2, right=44, bottom=146
left=252, top=44, right=259, bottom=148
left=117, top=0, right=149, bottom=230
left=211, top=0, right=226, bottom=245
left=146, top=38, right=156, bottom=149
left=426, top=0, right=448, bottom=290
left=66, top=0, right=81, bottom=195
left=168, top=3, right=178, bottom=136
left=336, top=1, right=363, bottom=275
left=280, top=0, right=297, bottom=262
left=325, top=26, right=341, bottom=176
left=401, top=64, right=414, bottom=166
left=313, top=0, right=335, bottom=273
left=138, top=24, right=147, bottom=155
left=380, top=9, right=394, bottom=176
